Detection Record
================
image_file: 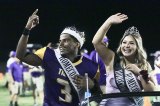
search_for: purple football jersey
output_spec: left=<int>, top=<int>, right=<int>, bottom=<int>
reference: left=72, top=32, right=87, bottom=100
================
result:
left=35, top=47, right=98, bottom=106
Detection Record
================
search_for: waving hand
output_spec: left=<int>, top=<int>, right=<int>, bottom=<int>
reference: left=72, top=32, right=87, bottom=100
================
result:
left=106, top=13, right=128, bottom=25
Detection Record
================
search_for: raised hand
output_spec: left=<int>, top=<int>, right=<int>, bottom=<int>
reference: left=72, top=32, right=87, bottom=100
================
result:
left=25, top=9, right=39, bottom=30
left=106, top=13, right=128, bottom=25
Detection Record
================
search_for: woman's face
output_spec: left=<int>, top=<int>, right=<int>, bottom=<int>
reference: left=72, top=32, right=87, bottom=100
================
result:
left=120, top=35, right=137, bottom=58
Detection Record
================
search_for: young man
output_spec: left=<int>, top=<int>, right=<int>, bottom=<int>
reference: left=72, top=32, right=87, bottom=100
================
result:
left=16, top=9, right=101, bottom=106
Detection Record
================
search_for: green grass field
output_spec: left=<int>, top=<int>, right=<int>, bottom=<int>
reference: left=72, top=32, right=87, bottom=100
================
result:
left=0, top=77, right=34, bottom=106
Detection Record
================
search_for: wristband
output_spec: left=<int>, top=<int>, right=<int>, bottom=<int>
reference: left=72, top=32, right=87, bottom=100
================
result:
left=139, top=70, right=149, bottom=83
left=22, top=28, right=30, bottom=36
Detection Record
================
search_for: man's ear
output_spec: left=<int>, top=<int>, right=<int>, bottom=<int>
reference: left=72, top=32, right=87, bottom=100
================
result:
left=76, top=42, right=80, bottom=48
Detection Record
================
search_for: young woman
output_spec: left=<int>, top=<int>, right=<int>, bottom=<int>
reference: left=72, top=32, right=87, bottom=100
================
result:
left=92, top=13, right=155, bottom=106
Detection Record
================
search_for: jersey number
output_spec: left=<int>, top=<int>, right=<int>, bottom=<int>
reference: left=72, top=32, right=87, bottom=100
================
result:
left=57, top=78, right=72, bottom=103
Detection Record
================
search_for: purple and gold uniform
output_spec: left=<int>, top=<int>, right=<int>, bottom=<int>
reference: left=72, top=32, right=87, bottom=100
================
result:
left=35, top=47, right=99, bottom=106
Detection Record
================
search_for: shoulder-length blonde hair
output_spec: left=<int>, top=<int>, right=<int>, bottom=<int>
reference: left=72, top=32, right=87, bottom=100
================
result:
left=116, top=26, right=150, bottom=70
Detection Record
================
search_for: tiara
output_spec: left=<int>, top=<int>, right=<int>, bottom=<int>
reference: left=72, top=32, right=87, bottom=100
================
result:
left=123, top=26, right=140, bottom=37
left=61, top=27, right=85, bottom=48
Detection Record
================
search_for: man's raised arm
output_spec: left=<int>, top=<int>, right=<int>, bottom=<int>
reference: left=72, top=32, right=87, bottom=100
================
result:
left=16, top=9, right=42, bottom=66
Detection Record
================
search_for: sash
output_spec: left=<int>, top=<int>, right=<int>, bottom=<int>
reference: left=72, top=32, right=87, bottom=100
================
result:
left=114, top=68, right=143, bottom=106
left=54, top=49, right=86, bottom=105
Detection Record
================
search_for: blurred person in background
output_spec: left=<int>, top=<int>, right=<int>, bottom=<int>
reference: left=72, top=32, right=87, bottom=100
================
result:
left=22, top=43, right=43, bottom=96
left=89, top=36, right=108, bottom=94
left=8, top=58, right=25, bottom=106
left=80, top=48, right=90, bottom=59
left=30, top=66, right=44, bottom=106
left=150, top=51, right=160, bottom=106
left=29, top=47, right=44, bottom=106
left=6, top=51, right=17, bottom=94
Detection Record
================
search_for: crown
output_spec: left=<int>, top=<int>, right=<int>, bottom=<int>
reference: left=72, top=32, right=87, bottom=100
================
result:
left=61, top=27, right=85, bottom=48
left=123, top=26, right=140, bottom=37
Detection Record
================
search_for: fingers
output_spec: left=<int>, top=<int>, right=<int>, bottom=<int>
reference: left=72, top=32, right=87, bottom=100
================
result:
left=29, top=9, right=39, bottom=22
left=111, top=13, right=128, bottom=24
left=125, top=64, right=131, bottom=70
left=32, top=9, right=38, bottom=15
left=30, top=9, right=39, bottom=21
left=120, top=15, right=128, bottom=21
left=74, top=75, right=83, bottom=83
left=33, top=16, right=39, bottom=24
left=119, top=14, right=128, bottom=18
left=121, top=17, right=128, bottom=21
left=74, top=75, right=85, bottom=88
left=115, top=13, right=122, bottom=16
left=29, top=14, right=39, bottom=24
left=125, top=66, right=129, bottom=70
left=118, top=14, right=128, bottom=20
left=25, top=9, right=39, bottom=29
left=116, top=13, right=127, bottom=17
left=115, top=13, right=128, bottom=19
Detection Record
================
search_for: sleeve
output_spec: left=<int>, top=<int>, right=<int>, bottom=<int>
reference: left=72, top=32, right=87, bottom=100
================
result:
left=34, top=47, right=47, bottom=59
left=8, top=62, right=14, bottom=73
left=89, top=50, right=96, bottom=62
left=6, top=58, right=11, bottom=68
left=7, top=58, right=15, bottom=68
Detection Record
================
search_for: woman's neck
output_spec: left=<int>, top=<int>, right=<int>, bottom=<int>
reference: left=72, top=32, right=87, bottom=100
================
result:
left=124, top=56, right=137, bottom=65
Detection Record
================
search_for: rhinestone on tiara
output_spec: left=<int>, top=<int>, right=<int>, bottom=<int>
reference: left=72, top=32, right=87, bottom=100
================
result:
left=123, top=26, right=140, bottom=37
left=65, top=27, right=85, bottom=40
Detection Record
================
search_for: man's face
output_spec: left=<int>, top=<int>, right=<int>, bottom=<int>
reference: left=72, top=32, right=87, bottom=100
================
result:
left=59, top=34, right=78, bottom=57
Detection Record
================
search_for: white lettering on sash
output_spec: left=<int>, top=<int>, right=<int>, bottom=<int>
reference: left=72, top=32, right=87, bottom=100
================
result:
left=114, top=69, right=143, bottom=106
left=60, top=57, right=77, bottom=78
left=55, top=49, right=88, bottom=105
left=115, top=69, right=129, bottom=92
left=125, top=70, right=143, bottom=106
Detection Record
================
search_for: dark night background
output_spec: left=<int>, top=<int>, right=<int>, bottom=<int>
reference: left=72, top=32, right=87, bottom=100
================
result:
left=0, top=0, right=160, bottom=72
